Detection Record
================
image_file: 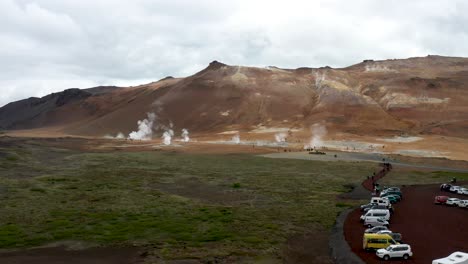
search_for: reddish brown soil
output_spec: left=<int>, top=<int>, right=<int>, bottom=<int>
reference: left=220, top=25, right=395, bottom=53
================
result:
left=344, top=184, right=468, bottom=264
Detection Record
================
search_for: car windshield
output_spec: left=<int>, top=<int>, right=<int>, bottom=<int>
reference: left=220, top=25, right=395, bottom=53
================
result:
left=385, top=246, right=393, bottom=251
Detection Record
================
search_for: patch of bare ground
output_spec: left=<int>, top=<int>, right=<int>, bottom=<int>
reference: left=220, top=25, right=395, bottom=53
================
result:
left=0, top=246, right=144, bottom=264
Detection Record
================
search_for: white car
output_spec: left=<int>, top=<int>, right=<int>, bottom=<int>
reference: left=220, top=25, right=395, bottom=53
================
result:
left=364, top=217, right=389, bottom=228
left=376, top=244, right=413, bottom=260
left=432, top=251, right=468, bottom=264
left=446, top=198, right=461, bottom=206
left=457, top=187, right=468, bottom=195
left=450, top=186, right=461, bottom=193
left=376, top=230, right=393, bottom=234
left=458, top=200, right=468, bottom=208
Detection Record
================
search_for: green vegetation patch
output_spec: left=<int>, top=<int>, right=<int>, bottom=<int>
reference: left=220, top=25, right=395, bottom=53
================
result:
left=0, top=140, right=378, bottom=259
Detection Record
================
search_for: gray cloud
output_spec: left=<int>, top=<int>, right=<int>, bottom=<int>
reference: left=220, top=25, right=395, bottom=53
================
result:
left=1, top=0, right=468, bottom=106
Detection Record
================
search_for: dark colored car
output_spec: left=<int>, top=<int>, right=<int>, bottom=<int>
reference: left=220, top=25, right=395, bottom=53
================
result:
left=381, top=190, right=402, bottom=198
left=381, top=192, right=402, bottom=201
left=440, top=184, right=452, bottom=192
left=434, top=195, right=449, bottom=204
left=360, top=203, right=378, bottom=211
left=383, top=195, right=399, bottom=204
left=389, top=232, right=403, bottom=243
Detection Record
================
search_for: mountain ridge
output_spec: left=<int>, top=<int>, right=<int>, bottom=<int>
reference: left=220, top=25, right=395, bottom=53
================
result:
left=1, top=55, right=468, bottom=138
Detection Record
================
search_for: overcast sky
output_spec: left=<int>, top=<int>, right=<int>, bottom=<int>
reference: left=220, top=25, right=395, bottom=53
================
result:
left=1, top=0, right=467, bottom=107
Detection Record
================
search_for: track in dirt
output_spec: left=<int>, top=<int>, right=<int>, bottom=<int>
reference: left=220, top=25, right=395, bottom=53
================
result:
left=344, top=183, right=468, bottom=264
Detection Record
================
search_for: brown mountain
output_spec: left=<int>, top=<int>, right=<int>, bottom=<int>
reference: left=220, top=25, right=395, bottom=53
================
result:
left=1, top=55, right=468, bottom=138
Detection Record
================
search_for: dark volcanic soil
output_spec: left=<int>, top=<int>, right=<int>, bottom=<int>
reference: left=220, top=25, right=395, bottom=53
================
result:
left=344, top=184, right=468, bottom=264
left=0, top=246, right=143, bottom=264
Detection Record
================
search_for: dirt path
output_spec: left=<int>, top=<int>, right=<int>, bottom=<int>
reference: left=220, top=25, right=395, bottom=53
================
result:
left=261, top=151, right=468, bottom=172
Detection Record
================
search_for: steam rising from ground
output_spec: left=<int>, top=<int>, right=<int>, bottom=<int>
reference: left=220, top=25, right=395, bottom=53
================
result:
left=304, top=123, right=327, bottom=149
left=104, top=132, right=125, bottom=139
left=274, top=132, right=287, bottom=143
left=232, top=134, right=240, bottom=144
left=162, top=129, right=174, bottom=145
left=128, top=113, right=156, bottom=140
left=181, top=129, right=190, bottom=142
left=314, top=72, right=326, bottom=89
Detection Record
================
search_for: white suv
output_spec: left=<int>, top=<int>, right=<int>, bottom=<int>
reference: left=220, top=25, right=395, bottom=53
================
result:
left=446, top=198, right=461, bottom=206
left=458, top=200, right=468, bottom=208
left=376, top=244, right=413, bottom=260
left=457, top=187, right=468, bottom=195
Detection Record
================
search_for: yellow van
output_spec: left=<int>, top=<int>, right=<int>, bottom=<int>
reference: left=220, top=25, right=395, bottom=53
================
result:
left=363, top=233, right=399, bottom=250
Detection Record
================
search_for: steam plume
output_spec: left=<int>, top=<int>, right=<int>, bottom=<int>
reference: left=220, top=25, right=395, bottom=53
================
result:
left=274, top=132, right=287, bottom=143
left=162, top=129, right=174, bottom=145
left=232, top=134, right=240, bottom=144
left=181, top=129, right=190, bottom=142
left=304, top=123, right=327, bottom=149
left=128, top=113, right=156, bottom=140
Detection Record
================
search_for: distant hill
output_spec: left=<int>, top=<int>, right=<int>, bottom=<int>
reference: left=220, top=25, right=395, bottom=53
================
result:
left=1, top=56, right=468, bottom=138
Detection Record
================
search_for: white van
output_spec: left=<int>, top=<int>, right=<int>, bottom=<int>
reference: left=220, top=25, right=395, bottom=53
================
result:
left=432, top=252, right=468, bottom=264
left=360, top=209, right=391, bottom=222
left=370, top=197, right=390, bottom=207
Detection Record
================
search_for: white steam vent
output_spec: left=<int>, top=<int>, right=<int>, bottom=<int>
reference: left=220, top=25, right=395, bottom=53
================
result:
left=162, top=129, right=174, bottom=145
left=181, top=129, right=190, bottom=142
left=232, top=134, right=240, bottom=144
left=128, top=113, right=156, bottom=140
left=304, top=123, right=327, bottom=149
left=274, top=132, right=287, bottom=143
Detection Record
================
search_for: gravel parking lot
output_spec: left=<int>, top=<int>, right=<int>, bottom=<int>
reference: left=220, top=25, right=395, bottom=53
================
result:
left=344, top=183, right=468, bottom=263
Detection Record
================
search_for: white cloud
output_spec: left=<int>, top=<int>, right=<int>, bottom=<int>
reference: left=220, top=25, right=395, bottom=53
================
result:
left=1, top=0, right=468, bottom=106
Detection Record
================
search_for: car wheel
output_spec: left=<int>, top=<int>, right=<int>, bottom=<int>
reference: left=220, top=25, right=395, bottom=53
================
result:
left=403, top=254, right=409, bottom=260
left=384, top=255, right=390, bottom=260
left=367, top=224, right=372, bottom=228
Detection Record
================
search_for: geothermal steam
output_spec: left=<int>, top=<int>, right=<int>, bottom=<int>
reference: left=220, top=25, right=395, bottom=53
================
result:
left=181, top=129, right=190, bottom=142
left=274, top=132, right=287, bottom=143
left=128, top=113, right=156, bottom=140
left=232, top=134, right=240, bottom=144
left=162, top=129, right=174, bottom=145
left=305, top=123, right=327, bottom=149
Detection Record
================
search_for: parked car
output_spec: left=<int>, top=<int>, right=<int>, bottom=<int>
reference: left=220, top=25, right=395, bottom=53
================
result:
left=432, top=251, right=468, bottom=264
left=450, top=186, right=461, bottom=193
left=381, top=191, right=402, bottom=199
left=457, top=187, right=468, bottom=195
left=389, top=233, right=403, bottom=243
left=458, top=200, right=468, bottom=208
left=363, top=233, right=398, bottom=250
left=376, top=244, right=413, bottom=260
left=365, top=226, right=389, bottom=234
left=364, top=204, right=394, bottom=214
left=446, top=198, right=461, bottom=206
left=370, top=197, right=390, bottom=207
left=382, top=195, right=399, bottom=204
left=376, top=230, right=392, bottom=235
left=381, top=189, right=402, bottom=196
left=364, top=217, right=389, bottom=228
left=434, top=196, right=449, bottom=205
left=361, top=202, right=378, bottom=211
left=360, top=209, right=391, bottom=222
left=381, top=187, right=401, bottom=194
left=440, top=183, right=452, bottom=192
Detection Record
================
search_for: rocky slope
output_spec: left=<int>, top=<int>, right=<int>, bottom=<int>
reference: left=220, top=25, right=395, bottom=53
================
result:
left=1, top=55, right=467, bottom=138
